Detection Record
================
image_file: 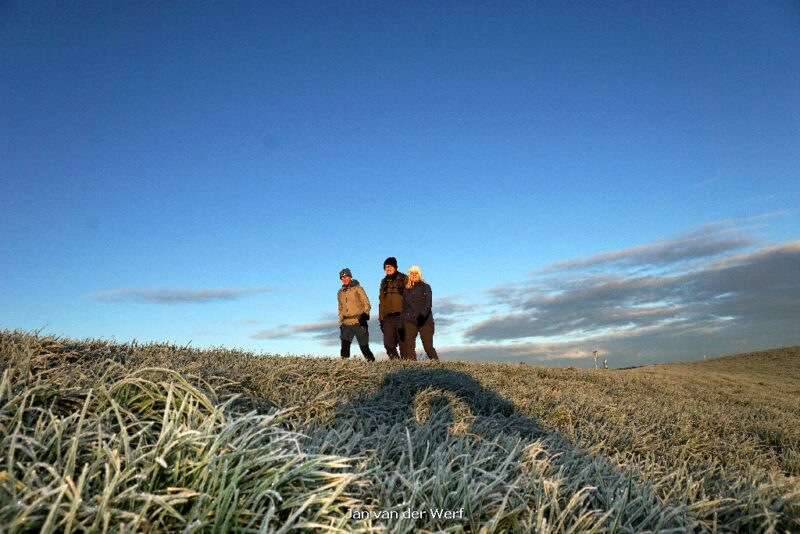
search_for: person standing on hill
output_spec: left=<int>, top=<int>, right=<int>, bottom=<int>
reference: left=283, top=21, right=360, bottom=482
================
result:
left=402, top=265, right=439, bottom=361
left=378, top=257, right=408, bottom=360
left=337, top=268, right=375, bottom=361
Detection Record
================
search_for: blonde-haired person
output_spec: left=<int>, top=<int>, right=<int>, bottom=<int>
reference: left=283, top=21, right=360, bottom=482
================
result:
left=402, top=265, right=439, bottom=361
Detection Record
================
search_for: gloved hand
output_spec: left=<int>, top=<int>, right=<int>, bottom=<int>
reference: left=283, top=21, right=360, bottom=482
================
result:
left=379, top=320, right=384, bottom=332
left=416, top=314, right=426, bottom=327
left=359, top=313, right=369, bottom=328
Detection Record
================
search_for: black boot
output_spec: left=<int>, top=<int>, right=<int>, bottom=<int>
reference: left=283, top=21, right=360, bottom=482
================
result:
left=340, top=340, right=351, bottom=359
left=360, top=344, right=375, bottom=362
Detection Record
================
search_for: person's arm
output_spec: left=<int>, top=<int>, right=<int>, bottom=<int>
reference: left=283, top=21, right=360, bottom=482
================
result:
left=423, top=283, right=432, bottom=318
left=337, top=291, right=344, bottom=325
left=358, top=286, right=371, bottom=315
left=413, top=284, right=432, bottom=325
left=378, top=279, right=386, bottom=321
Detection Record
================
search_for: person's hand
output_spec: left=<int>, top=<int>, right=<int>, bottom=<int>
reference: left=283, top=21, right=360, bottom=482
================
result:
left=416, top=314, right=426, bottom=327
left=359, top=313, right=369, bottom=327
left=379, top=320, right=384, bottom=332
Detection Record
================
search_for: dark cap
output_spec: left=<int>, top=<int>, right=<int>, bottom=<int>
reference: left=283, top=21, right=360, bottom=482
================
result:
left=383, top=257, right=398, bottom=269
left=339, top=267, right=352, bottom=278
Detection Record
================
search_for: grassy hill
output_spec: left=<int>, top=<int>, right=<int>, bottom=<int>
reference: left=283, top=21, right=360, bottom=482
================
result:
left=1, top=330, right=798, bottom=532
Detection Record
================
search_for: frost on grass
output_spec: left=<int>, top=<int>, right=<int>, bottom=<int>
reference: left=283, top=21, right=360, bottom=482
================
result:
left=1, top=330, right=798, bottom=532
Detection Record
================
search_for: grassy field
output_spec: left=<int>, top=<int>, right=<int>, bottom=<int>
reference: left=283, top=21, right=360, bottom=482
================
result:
left=1, top=330, right=798, bottom=532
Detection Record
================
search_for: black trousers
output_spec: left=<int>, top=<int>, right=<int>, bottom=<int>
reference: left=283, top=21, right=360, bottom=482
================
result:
left=340, top=324, right=375, bottom=361
left=403, top=319, right=438, bottom=361
left=382, top=313, right=407, bottom=360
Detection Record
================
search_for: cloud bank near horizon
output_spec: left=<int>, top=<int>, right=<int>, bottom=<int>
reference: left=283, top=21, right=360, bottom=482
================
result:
left=466, top=241, right=799, bottom=344
left=455, top=221, right=800, bottom=365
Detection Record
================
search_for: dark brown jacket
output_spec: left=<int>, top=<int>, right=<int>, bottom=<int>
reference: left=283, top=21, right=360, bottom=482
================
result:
left=378, top=272, right=408, bottom=320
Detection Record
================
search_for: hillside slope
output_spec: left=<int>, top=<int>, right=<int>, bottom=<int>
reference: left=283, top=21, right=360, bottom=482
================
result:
left=1, top=331, right=798, bottom=532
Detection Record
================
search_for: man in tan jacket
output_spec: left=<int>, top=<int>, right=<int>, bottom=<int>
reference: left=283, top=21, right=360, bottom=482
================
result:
left=337, top=267, right=375, bottom=361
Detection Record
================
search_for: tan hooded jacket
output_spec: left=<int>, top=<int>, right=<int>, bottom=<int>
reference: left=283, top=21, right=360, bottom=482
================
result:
left=338, top=279, right=371, bottom=325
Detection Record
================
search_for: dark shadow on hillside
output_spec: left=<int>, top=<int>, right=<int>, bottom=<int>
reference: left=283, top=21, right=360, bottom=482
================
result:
left=334, top=367, right=547, bottom=441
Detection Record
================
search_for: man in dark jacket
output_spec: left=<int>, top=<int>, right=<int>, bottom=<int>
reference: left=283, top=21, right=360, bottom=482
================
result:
left=337, top=267, right=375, bottom=361
left=378, top=257, right=408, bottom=360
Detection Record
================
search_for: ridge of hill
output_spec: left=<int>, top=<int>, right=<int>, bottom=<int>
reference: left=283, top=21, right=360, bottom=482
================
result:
left=1, top=330, right=798, bottom=532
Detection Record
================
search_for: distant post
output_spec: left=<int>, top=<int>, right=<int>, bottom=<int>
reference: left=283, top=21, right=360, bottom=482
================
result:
left=603, top=357, right=608, bottom=369
left=593, top=350, right=598, bottom=370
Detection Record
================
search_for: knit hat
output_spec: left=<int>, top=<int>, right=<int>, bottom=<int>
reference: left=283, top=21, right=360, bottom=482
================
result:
left=408, top=265, right=422, bottom=277
left=383, top=257, right=398, bottom=269
left=339, top=267, right=352, bottom=278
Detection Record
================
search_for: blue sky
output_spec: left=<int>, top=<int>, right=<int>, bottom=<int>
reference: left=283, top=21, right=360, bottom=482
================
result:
left=2, top=1, right=799, bottom=367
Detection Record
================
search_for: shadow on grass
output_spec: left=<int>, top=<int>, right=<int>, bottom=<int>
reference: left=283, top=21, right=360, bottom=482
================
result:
left=343, top=367, right=545, bottom=440
left=311, top=366, right=696, bottom=532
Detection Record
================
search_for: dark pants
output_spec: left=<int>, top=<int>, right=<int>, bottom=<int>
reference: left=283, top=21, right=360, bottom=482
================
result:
left=403, top=319, right=438, bottom=361
left=382, top=313, right=407, bottom=360
left=340, top=324, right=375, bottom=361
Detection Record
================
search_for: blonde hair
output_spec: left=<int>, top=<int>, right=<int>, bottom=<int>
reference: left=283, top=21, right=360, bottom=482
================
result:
left=406, top=265, right=425, bottom=289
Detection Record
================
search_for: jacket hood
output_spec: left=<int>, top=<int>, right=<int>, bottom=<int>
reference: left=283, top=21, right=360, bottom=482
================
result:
left=342, top=278, right=361, bottom=288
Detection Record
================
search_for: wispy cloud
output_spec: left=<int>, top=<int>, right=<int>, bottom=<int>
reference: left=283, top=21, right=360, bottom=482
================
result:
left=88, top=286, right=273, bottom=304
left=541, top=223, right=755, bottom=273
left=435, top=296, right=478, bottom=316
left=692, top=178, right=716, bottom=189
left=252, top=320, right=339, bottom=341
